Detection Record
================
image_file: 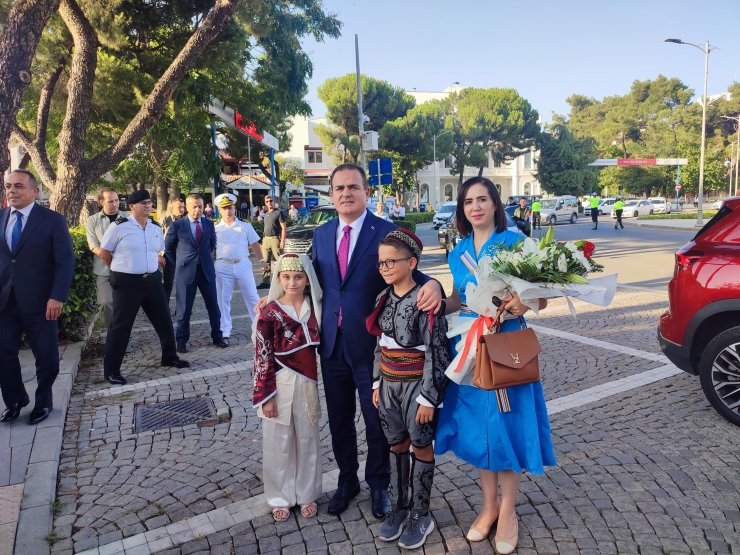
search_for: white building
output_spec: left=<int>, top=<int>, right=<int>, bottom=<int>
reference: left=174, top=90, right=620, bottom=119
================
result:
left=285, top=83, right=542, bottom=209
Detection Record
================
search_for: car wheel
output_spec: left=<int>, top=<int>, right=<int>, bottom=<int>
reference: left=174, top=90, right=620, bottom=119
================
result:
left=633, top=211, right=638, bottom=218
left=649, top=209, right=654, bottom=215
left=548, top=215, right=557, bottom=225
left=569, top=213, right=577, bottom=224
left=699, top=326, right=740, bottom=426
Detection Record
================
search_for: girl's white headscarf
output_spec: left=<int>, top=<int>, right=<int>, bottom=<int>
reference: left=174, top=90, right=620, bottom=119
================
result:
left=250, top=253, right=323, bottom=343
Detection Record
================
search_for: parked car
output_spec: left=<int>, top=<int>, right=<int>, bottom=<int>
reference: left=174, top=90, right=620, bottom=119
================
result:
left=611, top=199, right=653, bottom=218
left=648, top=197, right=672, bottom=214
left=440, top=210, right=519, bottom=258
left=433, top=201, right=457, bottom=229
left=283, top=206, right=338, bottom=255
left=437, top=212, right=454, bottom=244
left=538, top=195, right=580, bottom=225
left=658, top=197, right=740, bottom=426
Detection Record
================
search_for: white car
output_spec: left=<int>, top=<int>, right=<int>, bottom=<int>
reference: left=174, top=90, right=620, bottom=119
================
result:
left=611, top=200, right=654, bottom=218
left=433, top=201, right=457, bottom=228
left=648, top=197, right=672, bottom=214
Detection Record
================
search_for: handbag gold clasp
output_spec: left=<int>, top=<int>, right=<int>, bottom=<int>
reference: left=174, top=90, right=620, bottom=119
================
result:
left=510, top=353, right=520, bottom=364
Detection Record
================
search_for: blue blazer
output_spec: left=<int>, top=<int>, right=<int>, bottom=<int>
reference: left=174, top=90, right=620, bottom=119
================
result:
left=312, top=210, right=430, bottom=364
left=164, top=216, right=217, bottom=285
left=0, top=204, right=75, bottom=314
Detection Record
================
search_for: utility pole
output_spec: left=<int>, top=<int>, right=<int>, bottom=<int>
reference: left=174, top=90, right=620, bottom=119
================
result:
left=355, top=34, right=366, bottom=171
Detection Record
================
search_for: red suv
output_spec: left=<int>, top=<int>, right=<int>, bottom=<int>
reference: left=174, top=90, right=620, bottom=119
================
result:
left=658, top=197, right=740, bottom=426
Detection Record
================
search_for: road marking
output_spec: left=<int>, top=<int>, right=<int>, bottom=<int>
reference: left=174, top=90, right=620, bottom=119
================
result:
left=83, top=363, right=252, bottom=399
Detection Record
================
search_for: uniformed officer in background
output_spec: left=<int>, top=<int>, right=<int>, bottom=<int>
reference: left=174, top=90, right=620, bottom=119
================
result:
left=214, top=193, right=269, bottom=342
left=99, top=189, right=189, bottom=385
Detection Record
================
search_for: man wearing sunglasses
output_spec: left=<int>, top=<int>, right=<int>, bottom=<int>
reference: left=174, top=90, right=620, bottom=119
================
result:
left=257, top=195, right=286, bottom=289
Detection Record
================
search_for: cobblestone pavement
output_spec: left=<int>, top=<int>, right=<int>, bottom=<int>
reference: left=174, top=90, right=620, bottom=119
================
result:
left=51, top=225, right=739, bottom=554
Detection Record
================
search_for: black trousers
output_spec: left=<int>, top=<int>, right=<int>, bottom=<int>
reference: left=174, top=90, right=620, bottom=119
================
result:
left=591, top=209, right=599, bottom=227
left=615, top=209, right=624, bottom=228
left=0, top=290, right=59, bottom=409
left=162, top=257, right=176, bottom=301
left=532, top=212, right=541, bottom=229
left=104, top=270, right=177, bottom=376
left=321, top=330, right=390, bottom=490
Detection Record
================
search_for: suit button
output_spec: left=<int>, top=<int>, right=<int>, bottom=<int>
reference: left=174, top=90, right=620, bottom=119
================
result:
left=340, top=289, right=344, bottom=294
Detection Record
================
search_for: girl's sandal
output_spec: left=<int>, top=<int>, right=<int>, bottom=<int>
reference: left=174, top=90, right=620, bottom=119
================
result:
left=299, top=501, right=318, bottom=518
left=271, top=507, right=290, bottom=522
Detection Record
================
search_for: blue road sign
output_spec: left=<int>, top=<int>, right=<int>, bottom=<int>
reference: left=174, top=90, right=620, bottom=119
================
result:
left=368, top=157, right=393, bottom=186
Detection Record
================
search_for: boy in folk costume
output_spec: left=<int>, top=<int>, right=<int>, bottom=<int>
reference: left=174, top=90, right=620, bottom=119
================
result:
left=368, top=229, right=451, bottom=550
left=252, top=254, right=322, bottom=521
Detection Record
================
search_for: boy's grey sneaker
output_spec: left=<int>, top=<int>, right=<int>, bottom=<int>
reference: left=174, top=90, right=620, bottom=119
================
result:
left=397, top=510, right=435, bottom=549
left=378, top=509, right=408, bottom=541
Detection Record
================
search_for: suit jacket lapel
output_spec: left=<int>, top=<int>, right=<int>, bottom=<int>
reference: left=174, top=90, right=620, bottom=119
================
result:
left=342, top=211, right=379, bottom=284
left=0, top=209, right=10, bottom=256
left=326, top=218, right=341, bottom=282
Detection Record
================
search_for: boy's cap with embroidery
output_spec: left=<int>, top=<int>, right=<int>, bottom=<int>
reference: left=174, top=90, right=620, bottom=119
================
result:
left=384, top=228, right=422, bottom=260
left=278, top=254, right=305, bottom=273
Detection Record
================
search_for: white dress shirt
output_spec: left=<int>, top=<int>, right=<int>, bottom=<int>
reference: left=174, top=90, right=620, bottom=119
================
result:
left=5, top=202, right=35, bottom=251
left=215, top=218, right=260, bottom=260
left=101, top=218, right=164, bottom=274
left=335, top=210, right=368, bottom=265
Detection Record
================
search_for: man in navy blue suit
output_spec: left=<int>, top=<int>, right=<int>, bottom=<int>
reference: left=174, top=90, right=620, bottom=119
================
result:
left=0, top=170, right=75, bottom=425
left=311, top=164, right=442, bottom=518
left=165, top=193, right=228, bottom=352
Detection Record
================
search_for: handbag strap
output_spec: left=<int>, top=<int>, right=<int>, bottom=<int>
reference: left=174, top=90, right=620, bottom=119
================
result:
left=492, top=304, right=527, bottom=332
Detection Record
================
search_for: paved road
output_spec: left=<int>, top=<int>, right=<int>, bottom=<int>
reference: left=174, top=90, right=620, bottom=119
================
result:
left=511, top=216, right=694, bottom=291
left=50, top=223, right=739, bottom=555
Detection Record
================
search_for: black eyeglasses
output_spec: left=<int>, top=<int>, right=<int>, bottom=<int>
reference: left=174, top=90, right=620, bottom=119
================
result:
left=376, top=257, right=411, bottom=270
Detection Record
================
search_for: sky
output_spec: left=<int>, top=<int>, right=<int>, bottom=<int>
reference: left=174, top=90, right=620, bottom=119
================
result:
left=301, top=0, right=740, bottom=124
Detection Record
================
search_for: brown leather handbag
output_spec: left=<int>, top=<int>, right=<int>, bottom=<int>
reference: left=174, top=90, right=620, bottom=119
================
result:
left=473, top=307, right=541, bottom=390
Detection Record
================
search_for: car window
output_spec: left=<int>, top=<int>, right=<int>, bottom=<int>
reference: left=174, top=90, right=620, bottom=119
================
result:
left=694, top=204, right=732, bottom=241
left=540, top=199, right=557, bottom=209
left=438, top=205, right=455, bottom=214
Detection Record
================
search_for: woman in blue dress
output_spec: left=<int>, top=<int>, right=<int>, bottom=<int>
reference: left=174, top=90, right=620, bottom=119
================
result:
left=435, top=177, right=556, bottom=553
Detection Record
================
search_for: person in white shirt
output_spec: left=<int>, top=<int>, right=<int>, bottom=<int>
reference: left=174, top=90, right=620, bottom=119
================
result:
left=214, top=193, right=270, bottom=340
left=398, top=205, right=406, bottom=219
left=374, top=201, right=391, bottom=221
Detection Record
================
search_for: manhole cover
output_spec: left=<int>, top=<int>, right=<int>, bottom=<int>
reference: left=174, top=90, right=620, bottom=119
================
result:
left=134, top=397, right=217, bottom=433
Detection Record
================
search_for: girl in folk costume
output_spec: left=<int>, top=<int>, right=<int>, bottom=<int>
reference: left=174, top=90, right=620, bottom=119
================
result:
left=252, top=254, right=323, bottom=522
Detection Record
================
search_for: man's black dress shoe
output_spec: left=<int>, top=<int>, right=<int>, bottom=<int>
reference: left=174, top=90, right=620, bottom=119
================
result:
left=213, top=338, right=229, bottom=348
left=0, top=395, right=30, bottom=423
left=27, top=406, right=52, bottom=425
left=104, top=374, right=127, bottom=386
left=220, top=337, right=230, bottom=347
left=370, top=487, right=390, bottom=519
left=327, top=481, right=361, bottom=515
left=161, top=358, right=190, bottom=369
left=176, top=344, right=189, bottom=353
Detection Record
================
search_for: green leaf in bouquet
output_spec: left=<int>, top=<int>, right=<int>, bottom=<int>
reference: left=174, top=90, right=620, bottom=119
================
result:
left=540, top=225, right=554, bottom=249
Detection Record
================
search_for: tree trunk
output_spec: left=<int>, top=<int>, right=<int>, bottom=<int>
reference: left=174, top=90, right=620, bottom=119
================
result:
left=0, top=0, right=62, bottom=179
left=49, top=170, right=92, bottom=226
left=149, top=142, right=168, bottom=216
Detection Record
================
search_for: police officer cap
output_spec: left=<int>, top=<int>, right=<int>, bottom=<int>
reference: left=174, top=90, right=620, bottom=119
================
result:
left=128, top=189, right=150, bottom=205
left=215, top=192, right=237, bottom=208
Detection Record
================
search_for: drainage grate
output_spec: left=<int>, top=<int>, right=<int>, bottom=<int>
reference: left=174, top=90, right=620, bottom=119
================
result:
left=134, top=397, right=217, bottom=433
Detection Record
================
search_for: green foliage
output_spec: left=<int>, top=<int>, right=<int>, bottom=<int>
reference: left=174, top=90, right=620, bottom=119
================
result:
left=316, top=74, right=415, bottom=163
left=639, top=211, right=718, bottom=220
left=535, top=124, right=598, bottom=196
left=59, top=227, right=97, bottom=341
left=389, top=219, right=416, bottom=234
left=438, top=88, right=540, bottom=183
left=397, top=212, right=435, bottom=225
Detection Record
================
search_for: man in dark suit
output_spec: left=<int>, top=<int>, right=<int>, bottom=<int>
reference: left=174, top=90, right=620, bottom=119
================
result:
left=165, top=193, right=227, bottom=352
left=0, top=170, right=75, bottom=424
left=311, top=164, right=442, bottom=518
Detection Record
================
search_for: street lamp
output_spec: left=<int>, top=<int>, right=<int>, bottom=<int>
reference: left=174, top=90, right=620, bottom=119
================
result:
left=665, top=38, right=717, bottom=226
left=433, top=129, right=452, bottom=205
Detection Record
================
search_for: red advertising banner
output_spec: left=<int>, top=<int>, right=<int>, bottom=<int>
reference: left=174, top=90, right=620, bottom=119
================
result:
left=617, top=158, right=656, bottom=166
left=234, top=112, right=263, bottom=142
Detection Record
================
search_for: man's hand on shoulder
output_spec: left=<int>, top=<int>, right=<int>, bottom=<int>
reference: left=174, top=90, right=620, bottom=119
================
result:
left=417, top=280, right=443, bottom=314
left=255, top=297, right=267, bottom=314
left=46, top=299, right=64, bottom=321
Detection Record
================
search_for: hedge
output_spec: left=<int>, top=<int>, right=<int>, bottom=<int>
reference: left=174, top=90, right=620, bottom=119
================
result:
left=59, top=226, right=98, bottom=341
left=390, top=219, right=417, bottom=233
left=395, top=211, right=436, bottom=224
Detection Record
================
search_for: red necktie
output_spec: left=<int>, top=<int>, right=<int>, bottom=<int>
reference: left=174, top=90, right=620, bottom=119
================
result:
left=195, top=219, right=203, bottom=246
left=337, top=225, right=351, bottom=325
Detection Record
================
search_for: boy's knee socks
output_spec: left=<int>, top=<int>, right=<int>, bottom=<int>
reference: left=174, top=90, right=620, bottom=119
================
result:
left=389, top=451, right=411, bottom=511
left=410, top=454, right=434, bottom=515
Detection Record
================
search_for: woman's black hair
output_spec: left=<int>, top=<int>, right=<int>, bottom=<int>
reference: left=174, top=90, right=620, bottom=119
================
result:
left=455, top=177, right=506, bottom=237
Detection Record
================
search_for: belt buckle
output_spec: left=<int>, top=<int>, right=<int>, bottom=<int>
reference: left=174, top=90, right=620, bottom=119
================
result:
left=142, top=272, right=150, bottom=279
